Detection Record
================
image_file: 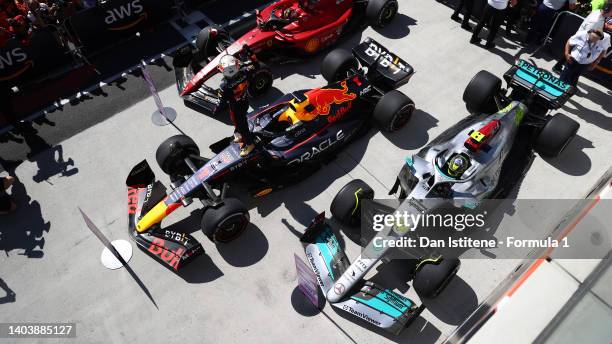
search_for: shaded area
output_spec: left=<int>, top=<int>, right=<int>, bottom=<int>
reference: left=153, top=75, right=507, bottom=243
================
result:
left=0, top=278, right=16, bottom=304
left=0, top=164, right=49, bottom=258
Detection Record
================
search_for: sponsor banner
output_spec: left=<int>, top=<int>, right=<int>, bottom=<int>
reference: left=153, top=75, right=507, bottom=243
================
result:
left=359, top=199, right=611, bottom=259
left=294, top=253, right=319, bottom=307
left=0, top=28, right=69, bottom=88
left=69, top=0, right=175, bottom=54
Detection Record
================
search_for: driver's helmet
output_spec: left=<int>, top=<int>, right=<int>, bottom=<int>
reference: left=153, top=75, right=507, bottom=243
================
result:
left=447, top=154, right=469, bottom=178
left=218, top=54, right=241, bottom=79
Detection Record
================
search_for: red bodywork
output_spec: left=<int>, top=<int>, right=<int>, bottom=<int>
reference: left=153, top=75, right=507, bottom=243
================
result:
left=465, top=120, right=501, bottom=151
left=180, top=0, right=354, bottom=96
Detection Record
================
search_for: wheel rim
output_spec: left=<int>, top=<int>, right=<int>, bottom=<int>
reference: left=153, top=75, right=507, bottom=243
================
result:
left=255, top=77, right=267, bottom=90
left=390, top=104, right=414, bottom=131
left=214, top=213, right=249, bottom=243
left=379, top=2, right=398, bottom=25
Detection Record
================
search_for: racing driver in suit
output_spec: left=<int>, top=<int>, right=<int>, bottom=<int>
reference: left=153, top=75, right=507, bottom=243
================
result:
left=217, top=55, right=256, bottom=157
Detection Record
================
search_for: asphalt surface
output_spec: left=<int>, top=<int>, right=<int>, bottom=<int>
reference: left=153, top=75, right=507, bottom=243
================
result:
left=1, top=1, right=611, bottom=343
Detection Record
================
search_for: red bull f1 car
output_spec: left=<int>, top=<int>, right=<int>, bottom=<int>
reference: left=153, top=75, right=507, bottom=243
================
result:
left=173, top=0, right=400, bottom=113
left=126, top=38, right=415, bottom=270
left=300, top=59, right=579, bottom=335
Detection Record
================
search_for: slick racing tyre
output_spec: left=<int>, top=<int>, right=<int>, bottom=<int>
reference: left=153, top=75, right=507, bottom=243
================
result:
left=248, top=64, right=274, bottom=97
left=366, top=0, right=399, bottom=28
left=156, top=135, right=200, bottom=176
left=173, top=45, right=193, bottom=68
left=463, top=70, right=501, bottom=114
left=202, top=198, right=250, bottom=243
left=321, top=49, right=358, bottom=83
left=194, top=26, right=226, bottom=62
left=331, top=179, right=374, bottom=227
left=535, top=113, right=579, bottom=157
left=413, top=258, right=460, bottom=298
left=373, top=90, right=415, bottom=132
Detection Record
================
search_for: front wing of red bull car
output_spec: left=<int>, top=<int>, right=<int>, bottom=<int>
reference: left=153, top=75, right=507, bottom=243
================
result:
left=126, top=161, right=205, bottom=271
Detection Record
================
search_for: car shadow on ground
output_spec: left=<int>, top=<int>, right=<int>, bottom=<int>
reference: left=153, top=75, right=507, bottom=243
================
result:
left=215, top=223, right=269, bottom=267
left=163, top=209, right=269, bottom=269
left=541, top=134, right=592, bottom=177
left=176, top=253, right=225, bottom=284
left=374, top=13, right=417, bottom=40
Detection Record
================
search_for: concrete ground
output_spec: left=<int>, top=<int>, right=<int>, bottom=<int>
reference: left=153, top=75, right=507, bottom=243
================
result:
left=1, top=1, right=610, bottom=343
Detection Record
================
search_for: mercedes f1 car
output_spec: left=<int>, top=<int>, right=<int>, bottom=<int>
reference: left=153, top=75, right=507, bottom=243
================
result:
left=173, top=0, right=400, bottom=113
left=301, top=210, right=458, bottom=335
left=126, top=39, right=415, bottom=270
left=300, top=59, right=579, bottom=334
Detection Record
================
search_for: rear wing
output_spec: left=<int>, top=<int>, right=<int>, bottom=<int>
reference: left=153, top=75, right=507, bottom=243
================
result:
left=503, top=59, right=574, bottom=110
left=353, top=37, right=414, bottom=90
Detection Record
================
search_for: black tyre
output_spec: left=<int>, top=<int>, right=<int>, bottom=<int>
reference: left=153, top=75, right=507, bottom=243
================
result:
left=248, top=64, right=273, bottom=97
left=201, top=198, right=250, bottom=243
left=173, top=45, right=193, bottom=68
left=373, top=90, right=415, bottom=132
left=463, top=70, right=501, bottom=114
left=321, top=49, right=358, bottom=83
left=366, top=0, right=399, bottom=27
left=156, top=135, right=200, bottom=176
left=194, top=26, right=224, bottom=62
left=331, top=179, right=375, bottom=227
left=413, top=258, right=460, bottom=298
left=535, top=113, right=579, bottom=157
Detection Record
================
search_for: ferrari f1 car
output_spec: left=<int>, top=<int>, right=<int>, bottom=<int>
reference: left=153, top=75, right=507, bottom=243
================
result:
left=173, top=0, right=400, bottom=113
left=126, top=39, right=415, bottom=270
left=300, top=59, right=579, bottom=334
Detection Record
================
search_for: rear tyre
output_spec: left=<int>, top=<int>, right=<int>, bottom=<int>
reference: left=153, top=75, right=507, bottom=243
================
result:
left=202, top=198, right=250, bottom=243
left=156, top=135, right=200, bottom=176
left=535, top=113, right=579, bottom=157
left=248, top=64, right=273, bottom=97
left=366, top=0, right=399, bottom=28
left=373, top=90, right=415, bottom=132
left=330, top=179, right=375, bottom=227
left=413, top=258, right=460, bottom=298
left=321, top=49, right=358, bottom=83
left=463, top=70, right=501, bottom=114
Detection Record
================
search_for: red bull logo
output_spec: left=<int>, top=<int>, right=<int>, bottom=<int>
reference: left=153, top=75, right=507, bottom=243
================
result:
left=305, top=80, right=356, bottom=116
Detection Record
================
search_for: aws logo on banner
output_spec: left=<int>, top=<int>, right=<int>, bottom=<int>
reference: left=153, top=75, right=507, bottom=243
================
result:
left=104, top=0, right=147, bottom=31
left=0, top=48, right=33, bottom=81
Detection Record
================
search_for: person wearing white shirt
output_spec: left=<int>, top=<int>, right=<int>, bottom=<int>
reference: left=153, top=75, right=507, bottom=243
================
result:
left=525, top=0, right=577, bottom=45
left=553, top=3, right=612, bottom=72
left=560, top=29, right=609, bottom=85
left=470, top=0, right=518, bottom=49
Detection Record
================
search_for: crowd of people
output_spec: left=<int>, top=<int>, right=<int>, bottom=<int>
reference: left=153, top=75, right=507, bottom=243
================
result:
left=0, top=0, right=93, bottom=46
left=452, top=0, right=612, bottom=85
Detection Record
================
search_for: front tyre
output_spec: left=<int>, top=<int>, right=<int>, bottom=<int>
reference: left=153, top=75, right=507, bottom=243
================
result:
left=202, top=198, right=250, bottom=243
left=535, top=113, right=579, bottom=157
left=413, top=258, right=460, bottom=298
left=366, top=0, right=399, bottom=28
left=194, top=26, right=226, bottom=63
left=248, top=64, right=273, bottom=97
left=156, top=135, right=200, bottom=176
left=373, top=90, right=415, bottom=132
left=330, top=179, right=375, bottom=227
